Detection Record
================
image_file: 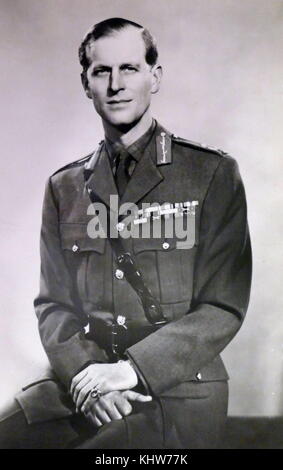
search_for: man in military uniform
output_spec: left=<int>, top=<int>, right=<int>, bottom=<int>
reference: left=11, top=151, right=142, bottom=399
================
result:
left=0, top=17, right=252, bottom=449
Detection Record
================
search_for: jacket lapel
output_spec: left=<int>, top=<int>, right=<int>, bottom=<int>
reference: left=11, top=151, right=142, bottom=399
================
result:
left=85, top=122, right=169, bottom=210
left=85, top=143, right=118, bottom=208
left=120, top=123, right=165, bottom=206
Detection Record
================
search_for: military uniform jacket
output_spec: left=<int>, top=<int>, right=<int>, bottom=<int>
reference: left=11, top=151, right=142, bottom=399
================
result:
left=18, top=121, right=252, bottom=423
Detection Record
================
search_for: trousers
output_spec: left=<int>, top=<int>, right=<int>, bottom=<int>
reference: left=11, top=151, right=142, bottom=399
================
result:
left=0, top=380, right=228, bottom=449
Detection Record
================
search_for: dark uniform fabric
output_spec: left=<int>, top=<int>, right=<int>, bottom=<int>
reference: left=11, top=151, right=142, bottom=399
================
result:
left=75, top=381, right=228, bottom=449
left=0, top=381, right=228, bottom=449
left=0, top=121, right=252, bottom=449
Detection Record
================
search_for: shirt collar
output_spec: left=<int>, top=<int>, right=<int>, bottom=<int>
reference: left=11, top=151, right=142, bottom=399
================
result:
left=105, top=120, right=156, bottom=166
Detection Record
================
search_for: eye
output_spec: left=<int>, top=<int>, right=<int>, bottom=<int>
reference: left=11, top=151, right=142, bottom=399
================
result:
left=92, top=68, right=110, bottom=77
left=121, top=65, right=138, bottom=73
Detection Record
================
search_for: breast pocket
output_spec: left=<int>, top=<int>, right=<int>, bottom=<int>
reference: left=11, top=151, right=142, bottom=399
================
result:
left=133, top=235, right=196, bottom=307
left=59, top=223, right=106, bottom=301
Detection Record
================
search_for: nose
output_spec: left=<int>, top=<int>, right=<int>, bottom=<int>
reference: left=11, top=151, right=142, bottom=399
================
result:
left=108, top=69, right=125, bottom=94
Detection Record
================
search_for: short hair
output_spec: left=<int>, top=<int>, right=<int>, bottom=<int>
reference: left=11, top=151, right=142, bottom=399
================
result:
left=78, top=17, right=158, bottom=81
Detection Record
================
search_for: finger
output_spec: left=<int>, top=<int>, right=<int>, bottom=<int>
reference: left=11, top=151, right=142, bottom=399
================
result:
left=95, top=407, right=112, bottom=425
left=122, top=390, right=152, bottom=402
left=81, top=391, right=104, bottom=416
left=103, top=401, right=123, bottom=420
left=81, top=393, right=93, bottom=416
left=73, top=376, right=92, bottom=405
left=115, top=396, right=132, bottom=416
left=86, top=410, right=103, bottom=428
left=76, top=381, right=97, bottom=411
left=70, top=370, right=88, bottom=396
left=72, top=377, right=91, bottom=406
left=94, top=416, right=103, bottom=427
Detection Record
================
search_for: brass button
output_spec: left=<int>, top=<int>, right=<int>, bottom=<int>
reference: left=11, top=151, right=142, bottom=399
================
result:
left=116, top=222, right=125, bottom=232
left=162, top=242, right=170, bottom=250
left=115, top=269, right=124, bottom=280
left=72, top=244, right=79, bottom=252
left=117, top=315, right=127, bottom=327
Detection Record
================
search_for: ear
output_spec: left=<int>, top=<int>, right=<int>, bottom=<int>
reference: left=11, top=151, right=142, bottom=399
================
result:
left=150, top=65, right=162, bottom=94
left=81, top=72, right=92, bottom=99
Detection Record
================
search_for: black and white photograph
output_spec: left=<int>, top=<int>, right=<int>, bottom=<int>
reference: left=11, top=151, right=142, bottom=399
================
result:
left=0, top=0, right=282, bottom=451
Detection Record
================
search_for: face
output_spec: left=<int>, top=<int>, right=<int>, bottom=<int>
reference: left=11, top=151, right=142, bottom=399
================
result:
left=83, top=27, right=161, bottom=128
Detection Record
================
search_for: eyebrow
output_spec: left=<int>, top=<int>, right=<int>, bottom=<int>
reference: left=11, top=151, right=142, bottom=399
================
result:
left=120, top=63, right=140, bottom=69
left=91, top=64, right=109, bottom=69
left=91, top=62, right=141, bottom=70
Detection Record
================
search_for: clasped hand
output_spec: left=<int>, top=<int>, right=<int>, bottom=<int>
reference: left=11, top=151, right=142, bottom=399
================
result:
left=70, top=362, right=151, bottom=423
left=80, top=390, right=152, bottom=427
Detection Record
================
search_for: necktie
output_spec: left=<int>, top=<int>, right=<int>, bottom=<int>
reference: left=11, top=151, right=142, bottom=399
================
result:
left=115, top=150, right=131, bottom=197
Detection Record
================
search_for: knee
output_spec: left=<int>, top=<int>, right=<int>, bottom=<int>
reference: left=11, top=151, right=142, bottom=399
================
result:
left=0, top=399, right=25, bottom=449
left=0, top=399, right=21, bottom=422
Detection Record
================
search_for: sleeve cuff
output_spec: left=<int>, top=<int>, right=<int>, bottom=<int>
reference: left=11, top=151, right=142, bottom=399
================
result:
left=125, top=354, right=151, bottom=395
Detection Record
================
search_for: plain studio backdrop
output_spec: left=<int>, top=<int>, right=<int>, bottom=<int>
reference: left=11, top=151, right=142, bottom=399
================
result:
left=0, top=0, right=282, bottom=417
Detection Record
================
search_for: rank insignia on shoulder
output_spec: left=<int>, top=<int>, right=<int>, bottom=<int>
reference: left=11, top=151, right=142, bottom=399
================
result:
left=156, top=131, right=172, bottom=165
left=172, top=134, right=228, bottom=157
left=52, top=153, right=93, bottom=176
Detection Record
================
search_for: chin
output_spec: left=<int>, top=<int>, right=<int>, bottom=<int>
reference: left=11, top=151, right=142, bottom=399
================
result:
left=105, top=112, right=142, bottom=129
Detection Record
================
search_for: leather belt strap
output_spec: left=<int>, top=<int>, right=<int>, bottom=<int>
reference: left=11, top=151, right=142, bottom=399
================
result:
left=84, top=156, right=167, bottom=326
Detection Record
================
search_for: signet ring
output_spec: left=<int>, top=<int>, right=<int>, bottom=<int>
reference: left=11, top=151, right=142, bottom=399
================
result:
left=90, top=386, right=102, bottom=401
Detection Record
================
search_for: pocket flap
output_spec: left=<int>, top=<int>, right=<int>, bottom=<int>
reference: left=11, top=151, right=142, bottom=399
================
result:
left=133, top=237, right=177, bottom=254
left=60, top=223, right=105, bottom=253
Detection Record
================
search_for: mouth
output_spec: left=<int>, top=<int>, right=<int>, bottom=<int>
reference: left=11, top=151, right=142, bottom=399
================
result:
left=107, top=99, right=132, bottom=105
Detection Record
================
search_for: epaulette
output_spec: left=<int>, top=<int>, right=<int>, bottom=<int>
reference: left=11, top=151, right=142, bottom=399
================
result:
left=172, top=134, right=228, bottom=157
left=52, top=153, right=93, bottom=176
